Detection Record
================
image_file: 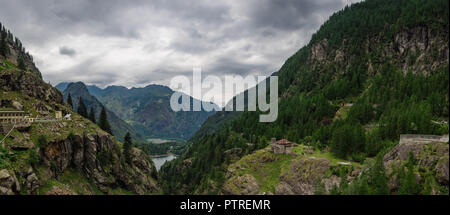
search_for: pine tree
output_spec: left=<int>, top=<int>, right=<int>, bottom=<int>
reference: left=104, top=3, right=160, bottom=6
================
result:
left=17, top=57, right=26, bottom=71
left=123, top=132, right=132, bottom=164
left=399, top=152, right=421, bottom=195
left=370, top=153, right=389, bottom=195
left=358, top=175, right=370, bottom=195
left=67, top=93, right=73, bottom=109
left=77, top=97, right=88, bottom=118
left=88, top=107, right=96, bottom=123
left=98, top=106, right=112, bottom=134
left=0, top=33, right=8, bottom=57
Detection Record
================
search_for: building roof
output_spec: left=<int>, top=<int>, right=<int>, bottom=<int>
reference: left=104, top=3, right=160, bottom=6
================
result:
left=276, top=139, right=293, bottom=145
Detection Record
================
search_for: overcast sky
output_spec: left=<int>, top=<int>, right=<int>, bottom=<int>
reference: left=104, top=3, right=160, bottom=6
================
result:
left=0, top=0, right=357, bottom=106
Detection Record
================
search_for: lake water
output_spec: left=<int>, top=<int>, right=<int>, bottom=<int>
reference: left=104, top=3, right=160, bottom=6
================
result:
left=152, top=155, right=177, bottom=170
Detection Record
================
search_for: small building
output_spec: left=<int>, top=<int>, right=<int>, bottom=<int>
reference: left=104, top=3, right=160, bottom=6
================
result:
left=55, top=111, right=62, bottom=119
left=0, top=111, right=28, bottom=123
left=270, top=138, right=296, bottom=154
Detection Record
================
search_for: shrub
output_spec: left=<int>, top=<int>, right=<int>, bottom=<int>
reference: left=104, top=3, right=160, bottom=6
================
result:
left=36, top=135, right=48, bottom=149
left=27, top=150, right=40, bottom=166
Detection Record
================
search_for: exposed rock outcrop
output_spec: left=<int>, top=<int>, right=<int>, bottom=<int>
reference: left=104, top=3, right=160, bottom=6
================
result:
left=0, top=30, right=41, bottom=77
left=223, top=174, right=260, bottom=195
left=0, top=70, right=63, bottom=106
left=40, top=131, right=159, bottom=194
left=275, top=157, right=332, bottom=195
left=0, top=169, right=20, bottom=195
left=383, top=137, right=449, bottom=192
left=310, top=40, right=329, bottom=62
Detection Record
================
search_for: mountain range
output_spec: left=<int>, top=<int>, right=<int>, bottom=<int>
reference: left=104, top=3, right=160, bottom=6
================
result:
left=56, top=82, right=218, bottom=141
left=60, top=82, right=144, bottom=143
left=1, top=0, right=449, bottom=196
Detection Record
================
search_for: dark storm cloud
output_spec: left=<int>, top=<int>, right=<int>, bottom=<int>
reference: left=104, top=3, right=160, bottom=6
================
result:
left=0, top=0, right=352, bottom=99
left=59, top=46, right=76, bottom=57
left=0, top=0, right=231, bottom=43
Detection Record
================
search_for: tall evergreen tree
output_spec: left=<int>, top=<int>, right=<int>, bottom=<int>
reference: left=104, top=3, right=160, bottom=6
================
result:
left=67, top=93, right=73, bottom=109
left=370, top=153, right=389, bottom=195
left=17, top=57, right=26, bottom=71
left=98, top=106, right=112, bottom=134
left=358, top=175, right=370, bottom=195
left=399, top=152, right=421, bottom=195
left=0, top=33, right=8, bottom=57
left=123, top=132, right=132, bottom=164
left=88, top=107, right=96, bottom=123
left=77, top=97, right=88, bottom=118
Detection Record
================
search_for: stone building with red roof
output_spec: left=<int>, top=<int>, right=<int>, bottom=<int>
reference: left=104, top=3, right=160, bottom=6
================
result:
left=270, top=138, right=297, bottom=154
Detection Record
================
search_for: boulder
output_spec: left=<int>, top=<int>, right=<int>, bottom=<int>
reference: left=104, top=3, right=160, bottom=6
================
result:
left=0, top=169, right=20, bottom=195
left=12, top=101, right=23, bottom=111
left=46, top=185, right=76, bottom=195
left=10, top=141, right=34, bottom=150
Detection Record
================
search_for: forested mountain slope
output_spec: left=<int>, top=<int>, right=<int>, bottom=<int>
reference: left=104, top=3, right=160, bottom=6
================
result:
left=160, top=0, right=449, bottom=195
left=1, top=24, right=159, bottom=195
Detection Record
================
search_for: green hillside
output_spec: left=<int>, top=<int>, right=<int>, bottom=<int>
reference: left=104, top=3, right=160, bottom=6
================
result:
left=160, top=0, right=449, bottom=195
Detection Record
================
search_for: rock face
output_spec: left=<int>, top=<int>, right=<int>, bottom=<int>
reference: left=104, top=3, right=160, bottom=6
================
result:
left=46, top=185, right=76, bottom=195
left=41, top=131, right=159, bottom=194
left=0, top=70, right=63, bottom=106
left=310, top=40, right=329, bottom=62
left=383, top=137, right=449, bottom=192
left=223, top=174, right=260, bottom=195
left=0, top=29, right=42, bottom=77
left=275, top=158, right=334, bottom=195
left=0, top=169, right=20, bottom=195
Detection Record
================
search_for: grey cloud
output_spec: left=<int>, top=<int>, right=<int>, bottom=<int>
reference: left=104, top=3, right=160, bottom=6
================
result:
left=246, top=0, right=346, bottom=31
left=1, top=0, right=351, bottom=93
left=44, top=56, right=120, bottom=87
left=59, top=46, right=76, bottom=57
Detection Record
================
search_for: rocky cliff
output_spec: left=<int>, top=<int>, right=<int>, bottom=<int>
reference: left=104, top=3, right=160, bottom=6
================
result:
left=0, top=23, right=41, bottom=78
left=0, top=70, right=63, bottom=106
left=1, top=57, right=159, bottom=195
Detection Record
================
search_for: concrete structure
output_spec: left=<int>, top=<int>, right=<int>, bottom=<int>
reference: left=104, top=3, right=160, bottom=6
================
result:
left=0, top=111, right=30, bottom=123
left=55, top=111, right=62, bottom=119
left=399, top=134, right=449, bottom=144
left=270, top=138, right=296, bottom=154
